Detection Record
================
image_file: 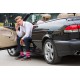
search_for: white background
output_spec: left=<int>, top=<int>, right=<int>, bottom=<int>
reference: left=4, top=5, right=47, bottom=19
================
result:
left=0, top=0, right=80, bottom=80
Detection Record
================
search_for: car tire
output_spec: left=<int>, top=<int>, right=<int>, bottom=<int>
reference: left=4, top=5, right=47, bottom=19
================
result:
left=43, top=39, right=61, bottom=64
left=7, top=48, right=19, bottom=56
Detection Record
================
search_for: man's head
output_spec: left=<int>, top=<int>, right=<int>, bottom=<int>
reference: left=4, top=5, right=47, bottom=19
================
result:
left=15, top=16, right=23, bottom=26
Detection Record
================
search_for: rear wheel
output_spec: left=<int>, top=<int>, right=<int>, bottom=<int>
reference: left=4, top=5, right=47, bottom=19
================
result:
left=43, top=39, right=61, bottom=64
left=7, top=48, right=19, bottom=56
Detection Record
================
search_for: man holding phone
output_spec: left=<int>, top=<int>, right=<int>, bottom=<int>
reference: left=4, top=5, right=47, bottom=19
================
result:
left=15, top=16, right=33, bottom=60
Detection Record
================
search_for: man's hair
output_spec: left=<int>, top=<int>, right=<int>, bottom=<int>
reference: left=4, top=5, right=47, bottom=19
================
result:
left=15, top=16, right=22, bottom=21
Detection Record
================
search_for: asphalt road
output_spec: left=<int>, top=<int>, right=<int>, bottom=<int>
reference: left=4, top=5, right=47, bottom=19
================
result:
left=1, top=50, right=80, bottom=66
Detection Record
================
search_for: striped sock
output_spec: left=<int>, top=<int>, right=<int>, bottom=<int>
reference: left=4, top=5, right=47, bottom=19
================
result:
left=26, top=51, right=30, bottom=57
left=20, top=52, right=24, bottom=56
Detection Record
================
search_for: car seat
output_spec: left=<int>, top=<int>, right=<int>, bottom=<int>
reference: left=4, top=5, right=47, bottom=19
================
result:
left=57, top=13, right=74, bottom=19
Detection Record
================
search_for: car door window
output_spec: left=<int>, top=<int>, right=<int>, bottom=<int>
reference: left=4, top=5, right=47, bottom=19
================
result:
left=26, top=14, right=42, bottom=24
left=26, top=13, right=59, bottom=25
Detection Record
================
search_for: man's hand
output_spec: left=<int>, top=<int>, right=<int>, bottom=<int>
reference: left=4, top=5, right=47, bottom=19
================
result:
left=20, top=38, right=24, bottom=46
left=15, top=23, right=20, bottom=31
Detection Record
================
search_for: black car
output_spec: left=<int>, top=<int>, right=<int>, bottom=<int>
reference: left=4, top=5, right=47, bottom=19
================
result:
left=23, top=13, right=80, bottom=64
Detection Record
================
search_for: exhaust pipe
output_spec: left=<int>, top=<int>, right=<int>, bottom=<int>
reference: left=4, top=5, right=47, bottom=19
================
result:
left=74, top=51, right=80, bottom=55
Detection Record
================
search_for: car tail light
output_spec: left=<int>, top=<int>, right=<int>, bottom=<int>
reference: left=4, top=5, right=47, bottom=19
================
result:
left=78, top=24, right=80, bottom=31
left=64, top=24, right=80, bottom=33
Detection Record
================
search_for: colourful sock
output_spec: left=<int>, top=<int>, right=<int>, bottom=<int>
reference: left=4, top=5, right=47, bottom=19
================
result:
left=26, top=51, right=30, bottom=57
left=20, top=52, right=24, bottom=56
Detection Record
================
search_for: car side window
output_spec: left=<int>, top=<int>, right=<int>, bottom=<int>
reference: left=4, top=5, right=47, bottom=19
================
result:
left=26, top=14, right=42, bottom=24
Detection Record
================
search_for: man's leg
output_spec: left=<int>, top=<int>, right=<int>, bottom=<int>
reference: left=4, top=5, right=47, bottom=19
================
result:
left=16, top=36, right=23, bottom=52
left=16, top=36, right=24, bottom=60
left=22, top=37, right=32, bottom=60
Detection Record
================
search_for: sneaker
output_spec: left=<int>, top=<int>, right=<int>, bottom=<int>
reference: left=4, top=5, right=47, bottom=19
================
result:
left=21, top=56, right=31, bottom=61
left=15, top=55, right=24, bottom=60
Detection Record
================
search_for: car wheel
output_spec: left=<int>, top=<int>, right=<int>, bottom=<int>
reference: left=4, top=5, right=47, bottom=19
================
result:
left=43, top=39, right=61, bottom=64
left=7, top=48, right=19, bottom=56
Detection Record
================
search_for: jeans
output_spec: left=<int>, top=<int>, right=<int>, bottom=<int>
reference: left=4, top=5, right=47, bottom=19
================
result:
left=17, top=36, right=32, bottom=52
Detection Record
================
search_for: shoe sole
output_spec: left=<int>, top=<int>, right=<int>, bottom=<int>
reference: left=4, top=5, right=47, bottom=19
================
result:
left=21, top=57, right=31, bottom=61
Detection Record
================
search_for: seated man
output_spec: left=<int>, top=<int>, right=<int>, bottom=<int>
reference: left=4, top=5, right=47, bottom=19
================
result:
left=36, top=14, right=51, bottom=24
left=15, top=16, right=34, bottom=60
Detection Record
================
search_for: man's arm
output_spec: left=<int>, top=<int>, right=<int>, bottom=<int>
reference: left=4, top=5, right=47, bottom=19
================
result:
left=15, top=23, right=19, bottom=31
left=15, top=23, right=23, bottom=37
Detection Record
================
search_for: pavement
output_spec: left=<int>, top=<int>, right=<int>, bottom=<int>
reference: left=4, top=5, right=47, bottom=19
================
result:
left=1, top=50, right=80, bottom=66
left=0, top=50, right=50, bottom=66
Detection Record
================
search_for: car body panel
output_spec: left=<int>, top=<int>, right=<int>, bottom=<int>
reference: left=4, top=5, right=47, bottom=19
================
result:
left=54, top=40, right=80, bottom=56
left=0, top=27, right=17, bottom=48
left=31, top=16, right=80, bottom=56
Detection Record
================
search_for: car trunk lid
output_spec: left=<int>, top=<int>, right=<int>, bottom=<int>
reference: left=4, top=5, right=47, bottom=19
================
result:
left=64, top=17, right=80, bottom=39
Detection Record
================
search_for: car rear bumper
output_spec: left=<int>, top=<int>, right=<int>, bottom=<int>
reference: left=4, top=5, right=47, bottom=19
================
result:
left=54, top=39, right=80, bottom=57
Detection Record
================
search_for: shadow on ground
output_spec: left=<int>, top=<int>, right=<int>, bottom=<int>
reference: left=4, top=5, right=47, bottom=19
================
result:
left=31, top=54, right=80, bottom=66
left=56, top=55, right=80, bottom=66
